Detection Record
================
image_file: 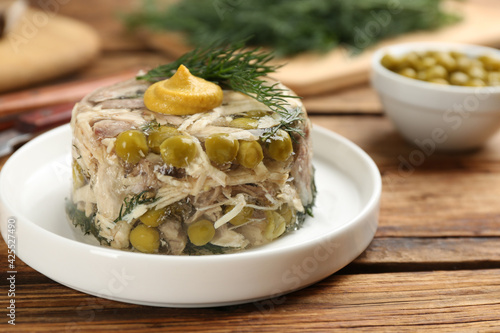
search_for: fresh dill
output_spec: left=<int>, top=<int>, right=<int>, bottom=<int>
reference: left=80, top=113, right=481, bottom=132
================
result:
left=138, top=41, right=304, bottom=137
left=65, top=199, right=107, bottom=243
left=140, top=119, right=161, bottom=132
left=261, top=106, right=304, bottom=143
left=306, top=173, right=317, bottom=218
left=184, top=242, right=235, bottom=255
left=125, top=0, right=460, bottom=57
left=72, top=144, right=82, bottom=160
left=115, top=190, right=157, bottom=222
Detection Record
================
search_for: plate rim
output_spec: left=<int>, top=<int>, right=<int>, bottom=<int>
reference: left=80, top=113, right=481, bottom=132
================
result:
left=0, top=124, right=381, bottom=306
left=1, top=124, right=381, bottom=261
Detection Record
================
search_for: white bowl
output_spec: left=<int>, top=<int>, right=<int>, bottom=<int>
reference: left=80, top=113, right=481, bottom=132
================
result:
left=371, top=42, right=500, bottom=151
left=0, top=124, right=381, bottom=307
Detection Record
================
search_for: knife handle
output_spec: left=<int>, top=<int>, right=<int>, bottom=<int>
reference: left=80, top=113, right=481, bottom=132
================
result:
left=16, top=102, right=73, bottom=133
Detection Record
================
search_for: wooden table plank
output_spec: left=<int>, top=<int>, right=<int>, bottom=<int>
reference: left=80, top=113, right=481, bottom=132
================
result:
left=311, top=116, right=500, bottom=237
left=303, top=85, right=382, bottom=114
left=3, top=233, right=500, bottom=289
left=4, top=269, right=500, bottom=331
left=349, top=237, right=500, bottom=272
left=1, top=116, right=499, bottom=277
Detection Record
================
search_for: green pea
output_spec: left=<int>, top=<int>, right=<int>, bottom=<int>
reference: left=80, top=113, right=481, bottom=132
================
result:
left=382, top=50, right=500, bottom=87
left=225, top=205, right=254, bottom=226
left=478, top=55, right=495, bottom=70
left=424, top=50, right=438, bottom=57
left=480, top=56, right=500, bottom=71
left=187, top=219, right=215, bottom=246
left=381, top=54, right=400, bottom=70
left=267, top=130, right=293, bottom=161
left=449, top=72, right=469, bottom=86
left=205, top=133, right=239, bottom=164
left=278, top=204, right=295, bottom=225
left=130, top=224, right=160, bottom=253
left=147, top=125, right=180, bottom=154
left=466, top=78, right=486, bottom=87
left=426, top=65, right=448, bottom=80
left=160, top=135, right=197, bottom=168
left=237, top=140, right=263, bottom=169
left=435, top=52, right=457, bottom=72
left=115, top=130, right=148, bottom=164
left=401, top=52, right=421, bottom=70
left=421, top=56, right=437, bottom=69
left=140, top=208, right=166, bottom=227
left=416, top=71, right=428, bottom=81
left=456, top=56, right=473, bottom=72
left=398, top=67, right=417, bottom=79
left=487, top=72, right=500, bottom=85
left=468, top=66, right=487, bottom=80
left=229, top=117, right=259, bottom=129
left=264, top=211, right=286, bottom=240
left=245, top=110, right=269, bottom=118
left=470, top=58, right=484, bottom=69
left=450, top=51, right=463, bottom=59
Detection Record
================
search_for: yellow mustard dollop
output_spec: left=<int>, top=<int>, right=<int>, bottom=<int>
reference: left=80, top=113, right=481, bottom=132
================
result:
left=143, top=64, right=223, bottom=115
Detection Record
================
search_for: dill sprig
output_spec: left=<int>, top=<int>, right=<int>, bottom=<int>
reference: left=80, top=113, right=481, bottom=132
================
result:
left=137, top=40, right=277, bottom=83
left=115, top=190, right=156, bottom=222
left=137, top=41, right=304, bottom=137
left=261, top=106, right=304, bottom=143
left=140, top=119, right=161, bottom=133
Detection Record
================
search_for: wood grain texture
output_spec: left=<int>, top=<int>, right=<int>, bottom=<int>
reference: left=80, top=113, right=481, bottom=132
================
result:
left=135, top=0, right=500, bottom=96
left=349, top=237, right=500, bottom=272
left=303, top=85, right=382, bottom=114
left=311, top=116, right=500, bottom=237
left=2, top=258, right=500, bottom=332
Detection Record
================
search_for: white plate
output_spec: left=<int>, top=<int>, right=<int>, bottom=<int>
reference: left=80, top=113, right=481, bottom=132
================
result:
left=0, top=124, right=381, bottom=307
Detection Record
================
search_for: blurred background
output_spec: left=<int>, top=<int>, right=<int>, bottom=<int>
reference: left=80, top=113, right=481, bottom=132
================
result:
left=1, top=0, right=500, bottom=155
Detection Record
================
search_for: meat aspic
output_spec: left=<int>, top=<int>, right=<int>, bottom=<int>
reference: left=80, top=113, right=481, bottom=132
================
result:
left=67, top=70, right=315, bottom=255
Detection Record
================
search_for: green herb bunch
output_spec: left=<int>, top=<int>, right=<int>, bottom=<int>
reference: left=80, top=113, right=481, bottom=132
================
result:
left=125, top=0, right=460, bottom=57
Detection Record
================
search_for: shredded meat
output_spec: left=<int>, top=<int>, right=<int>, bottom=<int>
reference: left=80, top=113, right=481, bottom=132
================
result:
left=93, top=120, right=134, bottom=139
left=99, top=98, right=145, bottom=110
left=211, top=225, right=249, bottom=248
left=230, top=183, right=279, bottom=206
left=290, top=122, right=314, bottom=206
left=86, top=79, right=149, bottom=104
left=70, top=78, right=314, bottom=254
left=159, top=220, right=187, bottom=255
left=193, top=187, right=222, bottom=207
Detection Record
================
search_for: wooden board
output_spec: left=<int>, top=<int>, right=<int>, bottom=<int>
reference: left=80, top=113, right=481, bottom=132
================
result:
left=311, top=115, right=500, bottom=238
left=302, top=84, right=382, bottom=114
left=275, top=0, right=500, bottom=96
left=0, top=8, right=100, bottom=93
left=5, top=262, right=500, bottom=331
left=142, top=0, right=500, bottom=96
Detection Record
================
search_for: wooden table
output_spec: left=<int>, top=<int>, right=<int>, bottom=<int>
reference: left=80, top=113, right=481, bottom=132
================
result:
left=2, top=1, right=500, bottom=331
